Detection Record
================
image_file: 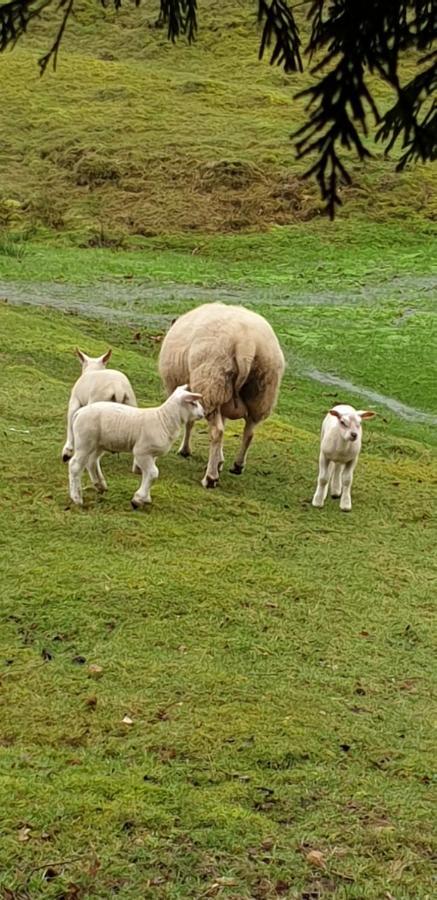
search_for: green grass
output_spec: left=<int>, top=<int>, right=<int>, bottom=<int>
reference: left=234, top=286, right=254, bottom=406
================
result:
left=0, top=3, right=436, bottom=895
left=0, top=0, right=435, bottom=239
left=0, top=230, right=436, bottom=897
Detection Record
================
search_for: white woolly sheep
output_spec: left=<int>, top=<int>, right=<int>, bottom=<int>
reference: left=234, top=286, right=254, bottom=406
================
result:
left=158, top=303, right=285, bottom=488
left=62, top=348, right=137, bottom=462
left=68, top=385, right=204, bottom=509
left=312, top=404, right=376, bottom=512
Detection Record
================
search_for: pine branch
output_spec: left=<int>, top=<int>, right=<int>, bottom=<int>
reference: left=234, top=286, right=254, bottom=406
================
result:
left=38, top=0, right=75, bottom=73
left=159, top=0, right=197, bottom=42
left=0, top=0, right=52, bottom=52
left=257, top=0, right=302, bottom=72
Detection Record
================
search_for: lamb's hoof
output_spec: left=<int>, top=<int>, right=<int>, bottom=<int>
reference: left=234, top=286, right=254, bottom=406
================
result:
left=95, top=484, right=107, bottom=494
left=62, top=450, right=73, bottom=463
left=202, top=475, right=219, bottom=489
left=230, top=463, right=243, bottom=475
left=340, top=506, right=352, bottom=513
left=312, top=499, right=324, bottom=508
left=178, top=449, right=191, bottom=458
left=331, top=494, right=341, bottom=500
left=131, top=499, right=141, bottom=510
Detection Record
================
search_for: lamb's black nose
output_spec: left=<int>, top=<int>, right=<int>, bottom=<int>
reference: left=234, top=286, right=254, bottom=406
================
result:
left=350, top=432, right=358, bottom=441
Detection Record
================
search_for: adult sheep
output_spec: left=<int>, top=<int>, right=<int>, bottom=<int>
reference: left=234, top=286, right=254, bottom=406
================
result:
left=158, top=302, right=285, bottom=488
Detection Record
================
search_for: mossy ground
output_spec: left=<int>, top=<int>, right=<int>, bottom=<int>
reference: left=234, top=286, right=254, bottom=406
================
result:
left=0, top=227, right=436, bottom=897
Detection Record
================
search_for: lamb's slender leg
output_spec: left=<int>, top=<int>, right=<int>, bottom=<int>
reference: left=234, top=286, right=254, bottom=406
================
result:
left=312, top=454, right=333, bottom=508
left=340, top=459, right=356, bottom=512
left=131, top=456, right=159, bottom=508
left=330, top=463, right=343, bottom=499
left=69, top=452, right=88, bottom=506
left=178, top=421, right=194, bottom=458
left=230, top=417, right=256, bottom=475
left=202, top=412, right=224, bottom=489
left=62, top=397, right=81, bottom=462
left=87, top=453, right=107, bottom=493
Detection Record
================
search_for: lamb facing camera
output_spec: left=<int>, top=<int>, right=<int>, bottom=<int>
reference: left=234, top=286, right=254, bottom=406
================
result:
left=312, top=404, right=376, bottom=512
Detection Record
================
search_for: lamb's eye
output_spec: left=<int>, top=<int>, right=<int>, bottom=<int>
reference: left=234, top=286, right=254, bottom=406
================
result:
left=340, top=420, right=348, bottom=427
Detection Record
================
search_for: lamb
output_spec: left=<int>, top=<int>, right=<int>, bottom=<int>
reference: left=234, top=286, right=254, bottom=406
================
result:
left=312, top=404, right=376, bottom=512
left=158, top=302, right=285, bottom=488
left=68, top=385, right=204, bottom=509
left=62, top=348, right=137, bottom=462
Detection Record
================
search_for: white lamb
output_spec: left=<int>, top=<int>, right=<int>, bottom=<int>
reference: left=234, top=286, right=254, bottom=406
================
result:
left=312, top=404, right=375, bottom=512
left=68, top=385, right=204, bottom=509
left=62, top=348, right=137, bottom=462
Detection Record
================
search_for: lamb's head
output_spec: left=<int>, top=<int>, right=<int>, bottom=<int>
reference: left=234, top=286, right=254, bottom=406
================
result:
left=75, top=348, right=112, bottom=372
left=173, top=385, right=205, bottom=423
left=329, top=407, right=375, bottom=443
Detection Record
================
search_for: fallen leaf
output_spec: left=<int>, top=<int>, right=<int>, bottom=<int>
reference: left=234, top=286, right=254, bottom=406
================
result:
left=261, top=837, right=274, bottom=851
left=84, top=696, right=97, bottom=709
left=87, top=854, right=101, bottom=877
left=390, top=858, right=408, bottom=878
left=17, top=826, right=31, bottom=842
left=305, top=849, right=326, bottom=869
left=122, top=715, right=133, bottom=725
left=43, top=867, right=58, bottom=881
left=88, top=664, right=103, bottom=678
left=216, top=877, right=236, bottom=886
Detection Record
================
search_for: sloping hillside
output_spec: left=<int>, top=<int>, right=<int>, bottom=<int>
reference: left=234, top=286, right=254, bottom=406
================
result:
left=0, top=0, right=435, bottom=240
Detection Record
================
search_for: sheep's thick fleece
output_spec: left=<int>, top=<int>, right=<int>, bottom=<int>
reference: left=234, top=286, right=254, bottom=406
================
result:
left=158, top=302, right=285, bottom=487
left=159, top=302, right=285, bottom=419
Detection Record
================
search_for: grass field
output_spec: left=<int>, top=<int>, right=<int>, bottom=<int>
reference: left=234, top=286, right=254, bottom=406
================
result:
left=1, top=223, right=436, bottom=898
left=0, top=0, right=436, bottom=896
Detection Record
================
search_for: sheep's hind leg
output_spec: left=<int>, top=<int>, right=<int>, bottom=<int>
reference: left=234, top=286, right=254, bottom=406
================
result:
left=330, top=463, right=343, bottom=499
left=230, top=418, right=256, bottom=475
left=87, top=453, right=107, bottom=493
left=62, top=397, right=81, bottom=462
left=178, top=421, right=194, bottom=458
left=202, top=412, right=224, bottom=489
left=131, top=456, right=159, bottom=509
left=69, top=452, right=87, bottom=506
left=312, top=455, right=333, bottom=508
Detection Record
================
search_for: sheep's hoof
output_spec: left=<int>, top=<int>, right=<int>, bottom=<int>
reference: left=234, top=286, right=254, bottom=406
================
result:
left=131, top=499, right=141, bottom=510
left=230, top=463, right=243, bottom=475
left=202, top=475, right=219, bottom=489
left=340, top=506, right=352, bottom=513
left=312, top=499, right=324, bottom=508
left=178, top=448, right=191, bottom=458
left=331, top=493, right=341, bottom=500
left=62, top=450, right=73, bottom=463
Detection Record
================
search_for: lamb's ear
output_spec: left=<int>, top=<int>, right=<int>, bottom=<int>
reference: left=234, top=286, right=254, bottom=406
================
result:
left=328, top=409, right=341, bottom=419
left=75, top=347, right=87, bottom=364
left=358, top=410, right=376, bottom=420
left=183, top=392, right=203, bottom=403
left=100, top=349, right=112, bottom=366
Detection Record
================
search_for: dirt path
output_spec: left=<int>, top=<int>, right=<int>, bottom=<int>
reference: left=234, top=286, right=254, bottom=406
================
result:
left=1, top=276, right=436, bottom=426
left=1, top=274, right=436, bottom=324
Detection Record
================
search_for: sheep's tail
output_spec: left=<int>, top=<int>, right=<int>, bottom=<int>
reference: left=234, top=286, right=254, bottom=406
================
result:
left=232, top=345, right=253, bottom=407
